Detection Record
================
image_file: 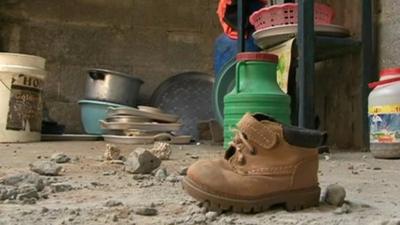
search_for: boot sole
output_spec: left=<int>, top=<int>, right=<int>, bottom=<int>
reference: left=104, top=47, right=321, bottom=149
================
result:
left=182, top=177, right=320, bottom=213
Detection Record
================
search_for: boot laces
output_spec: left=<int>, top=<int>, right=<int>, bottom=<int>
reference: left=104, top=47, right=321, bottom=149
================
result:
left=229, top=129, right=256, bottom=164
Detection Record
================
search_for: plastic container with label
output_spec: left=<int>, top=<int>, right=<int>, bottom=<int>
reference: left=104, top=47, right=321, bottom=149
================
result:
left=368, top=67, right=400, bottom=158
left=0, top=53, right=47, bottom=143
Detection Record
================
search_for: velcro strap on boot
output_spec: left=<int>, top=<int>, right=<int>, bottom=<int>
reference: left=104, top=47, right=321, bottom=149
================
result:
left=237, top=113, right=280, bottom=150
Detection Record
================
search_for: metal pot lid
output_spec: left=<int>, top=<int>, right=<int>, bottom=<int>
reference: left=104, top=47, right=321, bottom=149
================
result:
left=87, top=68, right=144, bottom=83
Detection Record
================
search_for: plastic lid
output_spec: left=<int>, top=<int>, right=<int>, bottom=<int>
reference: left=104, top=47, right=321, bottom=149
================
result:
left=236, top=52, right=279, bottom=63
left=380, top=67, right=400, bottom=77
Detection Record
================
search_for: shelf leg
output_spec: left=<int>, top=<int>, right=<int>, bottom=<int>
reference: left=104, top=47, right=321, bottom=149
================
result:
left=297, top=0, right=315, bottom=128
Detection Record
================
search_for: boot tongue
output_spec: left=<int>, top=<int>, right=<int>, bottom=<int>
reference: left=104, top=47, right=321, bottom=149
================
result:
left=236, top=113, right=280, bottom=150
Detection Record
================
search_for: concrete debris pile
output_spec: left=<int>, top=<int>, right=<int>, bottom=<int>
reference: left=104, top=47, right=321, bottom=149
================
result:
left=0, top=172, right=74, bottom=205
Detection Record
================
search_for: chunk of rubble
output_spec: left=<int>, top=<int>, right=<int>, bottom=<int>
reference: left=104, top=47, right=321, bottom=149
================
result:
left=135, top=207, right=158, bottom=216
left=0, top=172, right=44, bottom=191
left=154, top=168, right=168, bottom=181
left=124, top=148, right=161, bottom=174
left=50, top=183, right=73, bottom=193
left=29, top=161, right=62, bottom=176
left=149, top=142, right=171, bottom=160
left=16, top=184, right=39, bottom=200
left=104, top=200, right=123, bottom=207
left=178, top=167, right=188, bottom=176
left=51, top=153, right=71, bottom=164
left=104, top=144, right=121, bottom=161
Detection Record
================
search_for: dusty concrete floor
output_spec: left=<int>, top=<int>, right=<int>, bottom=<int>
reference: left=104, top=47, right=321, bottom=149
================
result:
left=0, top=141, right=399, bottom=225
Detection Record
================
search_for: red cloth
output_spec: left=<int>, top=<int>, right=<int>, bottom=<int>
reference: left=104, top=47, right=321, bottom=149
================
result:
left=217, top=0, right=268, bottom=39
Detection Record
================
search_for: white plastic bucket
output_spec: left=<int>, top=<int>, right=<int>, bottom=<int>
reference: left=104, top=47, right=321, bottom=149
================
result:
left=0, top=53, right=47, bottom=142
left=368, top=67, right=400, bottom=158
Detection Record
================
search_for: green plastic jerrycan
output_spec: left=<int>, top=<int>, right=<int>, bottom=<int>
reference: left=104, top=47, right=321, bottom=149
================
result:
left=223, top=52, right=291, bottom=147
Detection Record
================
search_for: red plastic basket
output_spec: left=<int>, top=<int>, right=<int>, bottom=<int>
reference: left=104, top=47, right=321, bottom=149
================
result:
left=250, top=3, right=335, bottom=31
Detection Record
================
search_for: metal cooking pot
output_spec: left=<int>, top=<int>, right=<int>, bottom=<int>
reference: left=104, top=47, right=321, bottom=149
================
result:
left=84, top=69, right=143, bottom=106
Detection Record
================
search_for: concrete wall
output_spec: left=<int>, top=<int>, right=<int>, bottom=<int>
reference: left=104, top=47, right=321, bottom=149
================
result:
left=0, top=0, right=220, bottom=133
left=377, top=0, right=400, bottom=69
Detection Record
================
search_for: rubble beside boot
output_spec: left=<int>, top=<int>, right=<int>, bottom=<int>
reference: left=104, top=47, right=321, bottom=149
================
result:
left=182, top=113, right=327, bottom=213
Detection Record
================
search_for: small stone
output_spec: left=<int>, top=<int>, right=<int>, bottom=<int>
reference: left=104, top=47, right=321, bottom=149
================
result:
left=112, top=214, right=118, bottom=222
left=324, top=155, right=331, bottom=161
left=16, top=184, right=39, bottom=200
left=218, top=217, right=235, bottom=224
left=348, top=165, right=354, bottom=170
left=29, top=161, right=62, bottom=176
left=333, top=203, right=351, bottom=215
left=179, top=201, right=187, bottom=205
left=95, top=156, right=104, bottom=162
left=110, top=160, right=124, bottom=165
left=103, top=171, right=117, bottom=176
left=71, top=156, right=80, bottom=163
left=192, top=214, right=207, bottom=223
left=155, top=168, right=168, bottom=181
left=104, top=144, right=121, bottom=161
left=91, top=182, right=102, bottom=186
left=178, top=167, right=188, bottom=176
left=324, top=184, right=346, bottom=206
left=190, top=155, right=199, bottom=159
left=165, top=175, right=179, bottom=183
left=135, top=207, right=158, bottom=216
left=22, top=198, right=37, bottom=204
left=205, top=211, right=218, bottom=221
left=50, top=183, right=73, bottom=193
left=132, top=174, right=152, bottom=180
left=51, top=153, right=71, bottom=164
left=138, top=182, right=154, bottom=188
left=104, top=200, right=123, bottom=207
left=125, top=148, right=161, bottom=174
left=41, top=207, right=49, bottom=213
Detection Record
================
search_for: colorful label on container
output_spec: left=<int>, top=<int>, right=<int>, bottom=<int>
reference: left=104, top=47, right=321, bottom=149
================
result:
left=6, top=74, right=43, bottom=132
left=369, top=104, right=400, bottom=144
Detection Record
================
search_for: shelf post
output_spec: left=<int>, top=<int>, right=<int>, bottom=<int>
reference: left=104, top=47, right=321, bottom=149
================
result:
left=237, top=0, right=246, bottom=52
left=297, top=0, right=315, bottom=128
left=362, top=0, right=376, bottom=150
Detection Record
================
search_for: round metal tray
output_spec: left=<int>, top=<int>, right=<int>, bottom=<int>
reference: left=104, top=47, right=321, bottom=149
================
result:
left=100, top=120, right=181, bottom=132
left=150, top=72, right=214, bottom=139
left=253, top=24, right=350, bottom=49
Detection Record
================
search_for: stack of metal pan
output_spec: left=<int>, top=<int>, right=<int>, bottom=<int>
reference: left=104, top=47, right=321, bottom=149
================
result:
left=101, top=106, right=192, bottom=144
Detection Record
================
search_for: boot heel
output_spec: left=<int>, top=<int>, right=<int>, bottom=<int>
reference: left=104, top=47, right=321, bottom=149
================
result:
left=285, top=187, right=321, bottom=211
